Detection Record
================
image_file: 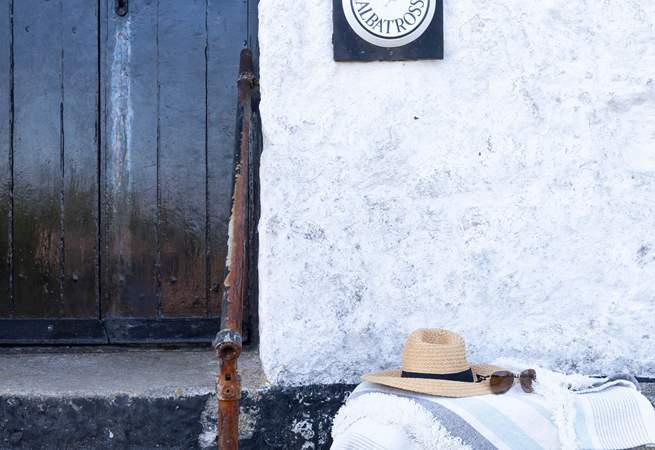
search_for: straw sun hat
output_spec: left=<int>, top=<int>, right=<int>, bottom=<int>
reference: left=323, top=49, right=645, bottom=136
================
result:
left=363, top=329, right=505, bottom=397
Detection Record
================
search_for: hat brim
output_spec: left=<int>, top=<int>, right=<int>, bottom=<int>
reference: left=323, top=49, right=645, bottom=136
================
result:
left=362, top=364, right=506, bottom=397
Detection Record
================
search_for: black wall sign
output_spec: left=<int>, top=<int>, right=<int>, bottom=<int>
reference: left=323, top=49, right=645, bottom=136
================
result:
left=333, top=0, right=444, bottom=61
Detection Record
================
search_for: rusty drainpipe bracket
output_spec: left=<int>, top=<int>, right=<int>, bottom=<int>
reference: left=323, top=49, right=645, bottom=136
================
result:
left=214, top=329, right=243, bottom=400
left=213, top=329, right=243, bottom=362
left=215, top=329, right=242, bottom=449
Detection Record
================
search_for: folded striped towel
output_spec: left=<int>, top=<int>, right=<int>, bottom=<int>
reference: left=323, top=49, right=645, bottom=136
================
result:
left=331, top=366, right=655, bottom=450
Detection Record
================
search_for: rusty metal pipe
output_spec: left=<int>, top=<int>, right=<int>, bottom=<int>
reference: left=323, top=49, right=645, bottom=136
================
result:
left=214, top=48, right=257, bottom=450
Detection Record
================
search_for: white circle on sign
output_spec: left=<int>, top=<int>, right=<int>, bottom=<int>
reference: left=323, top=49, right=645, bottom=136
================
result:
left=342, top=0, right=436, bottom=48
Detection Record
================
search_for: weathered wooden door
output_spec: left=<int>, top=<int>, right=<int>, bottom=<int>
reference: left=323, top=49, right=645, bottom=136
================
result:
left=0, top=0, right=252, bottom=343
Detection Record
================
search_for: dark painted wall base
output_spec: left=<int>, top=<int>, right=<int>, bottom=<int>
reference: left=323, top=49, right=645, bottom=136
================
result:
left=1, top=395, right=210, bottom=449
left=240, top=384, right=354, bottom=449
left=0, top=384, right=355, bottom=450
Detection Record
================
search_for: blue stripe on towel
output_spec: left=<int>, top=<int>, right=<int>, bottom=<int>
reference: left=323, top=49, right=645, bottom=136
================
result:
left=350, top=385, right=497, bottom=450
left=411, top=397, right=498, bottom=450
left=522, top=394, right=558, bottom=424
left=444, top=397, right=545, bottom=450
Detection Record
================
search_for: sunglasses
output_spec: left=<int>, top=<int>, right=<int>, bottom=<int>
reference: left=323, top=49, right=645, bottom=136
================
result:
left=477, top=369, right=537, bottom=394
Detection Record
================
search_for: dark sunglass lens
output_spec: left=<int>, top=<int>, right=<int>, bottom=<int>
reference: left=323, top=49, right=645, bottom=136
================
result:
left=519, top=369, right=537, bottom=393
left=490, top=371, right=514, bottom=394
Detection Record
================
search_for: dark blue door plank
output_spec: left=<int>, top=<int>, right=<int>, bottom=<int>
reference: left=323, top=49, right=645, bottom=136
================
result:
left=248, top=0, right=259, bottom=67
left=102, top=0, right=247, bottom=320
left=62, top=0, right=99, bottom=317
left=206, top=0, right=247, bottom=316
left=158, top=0, right=208, bottom=317
left=102, top=0, right=160, bottom=318
left=13, top=0, right=64, bottom=317
left=13, top=0, right=98, bottom=318
left=0, top=0, right=12, bottom=316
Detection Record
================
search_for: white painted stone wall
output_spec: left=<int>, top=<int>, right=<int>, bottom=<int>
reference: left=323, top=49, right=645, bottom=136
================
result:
left=257, top=0, right=655, bottom=385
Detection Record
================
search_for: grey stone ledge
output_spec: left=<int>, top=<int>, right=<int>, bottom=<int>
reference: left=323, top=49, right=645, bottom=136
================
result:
left=0, top=346, right=267, bottom=398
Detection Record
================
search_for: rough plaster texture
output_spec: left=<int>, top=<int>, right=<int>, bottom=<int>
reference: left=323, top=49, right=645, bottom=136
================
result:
left=258, top=0, right=655, bottom=385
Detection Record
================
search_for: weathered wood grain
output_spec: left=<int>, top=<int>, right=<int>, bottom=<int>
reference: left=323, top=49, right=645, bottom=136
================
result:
left=245, top=0, right=261, bottom=344
left=206, top=0, right=247, bottom=317
left=62, top=0, right=99, bottom=317
left=11, top=0, right=98, bottom=318
left=248, top=0, right=259, bottom=69
left=3, top=0, right=245, bottom=330
left=158, top=0, right=208, bottom=317
left=0, top=0, right=12, bottom=316
left=102, top=0, right=160, bottom=318
left=12, top=0, right=64, bottom=317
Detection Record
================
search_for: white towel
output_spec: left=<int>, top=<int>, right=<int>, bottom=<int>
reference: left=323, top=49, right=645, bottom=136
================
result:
left=331, top=365, right=655, bottom=450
